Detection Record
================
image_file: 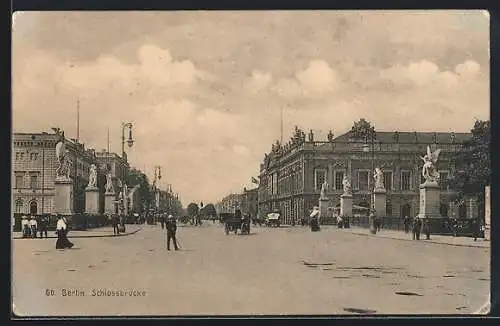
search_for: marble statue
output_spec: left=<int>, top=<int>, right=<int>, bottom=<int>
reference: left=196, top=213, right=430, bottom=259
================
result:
left=87, top=164, right=97, bottom=188
left=105, top=172, right=114, bottom=193
left=420, top=145, right=442, bottom=183
left=308, top=129, right=314, bottom=142
left=320, top=181, right=329, bottom=199
left=55, top=137, right=66, bottom=178
left=373, top=167, right=384, bottom=189
left=65, top=153, right=72, bottom=180
left=342, top=174, right=352, bottom=195
left=327, top=130, right=334, bottom=142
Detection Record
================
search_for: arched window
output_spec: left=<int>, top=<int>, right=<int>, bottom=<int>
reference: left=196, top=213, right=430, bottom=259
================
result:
left=29, top=200, right=38, bottom=215
left=15, top=199, right=23, bottom=213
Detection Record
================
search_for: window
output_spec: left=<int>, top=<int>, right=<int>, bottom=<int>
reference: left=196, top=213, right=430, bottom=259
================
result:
left=439, top=171, right=449, bottom=191
left=383, top=171, right=393, bottom=190
left=30, top=175, right=38, bottom=189
left=358, top=170, right=369, bottom=191
left=15, top=175, right=23, bottom=188
left=314, top=169, right=327, bottom=191
left=334, top=171, right=344, bottom=190
left=401, top=171, right=412, bottom=191
left=30, top=152, right=38, bottom=160
left=15, top=152, right=25, bottom=160
left=15, top=199, right=23, bottom=213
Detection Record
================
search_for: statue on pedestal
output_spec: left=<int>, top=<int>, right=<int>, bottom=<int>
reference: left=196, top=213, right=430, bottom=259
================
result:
left=87, top=164, right=98, bottom=189
left=105, top=172, right=114, bottom=193
left=420, top=145, right=442, bottom=183
left=308, top=129, right=314, bottom=142
left=373, top=167, right=384, bottom=189
left=342, top=174, right=352, bottom=195
left=327, top=130, right=334, bottom=142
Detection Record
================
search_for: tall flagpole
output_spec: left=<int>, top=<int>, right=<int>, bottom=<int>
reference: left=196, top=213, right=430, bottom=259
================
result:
left=76, top=98, right=80, bottom=143
left=107, top=127, right=110, bottom=153
left=280, top=106, right=283, bottom=143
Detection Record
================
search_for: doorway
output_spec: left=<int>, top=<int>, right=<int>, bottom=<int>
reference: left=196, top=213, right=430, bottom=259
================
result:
left=29, top=200, right=38, bottom=215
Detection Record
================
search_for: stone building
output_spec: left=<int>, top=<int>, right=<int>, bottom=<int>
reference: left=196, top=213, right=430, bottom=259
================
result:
left=95, top=150, right=130, bottom=213
left=241, top=187, right=259, bottom=218
left=216, top=193, right=243, bottom=214
left=258, top=125, right=473, bottom=225
left=12, top=131, right=96, bottom=215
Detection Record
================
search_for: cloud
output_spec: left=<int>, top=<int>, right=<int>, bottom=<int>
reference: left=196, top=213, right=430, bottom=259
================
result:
left=270, top=60, right=339, bottom=98
left=12, top=11, right=489, bottom=205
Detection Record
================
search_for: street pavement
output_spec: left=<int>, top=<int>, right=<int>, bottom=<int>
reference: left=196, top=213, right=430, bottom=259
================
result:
left=12, top=223, right=490, bottom=316
left=342, top=227, right=490, bottom=248
left=12, top=225, right=142, bottom=239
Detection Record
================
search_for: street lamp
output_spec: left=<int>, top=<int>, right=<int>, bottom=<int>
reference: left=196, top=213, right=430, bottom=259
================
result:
left=154, top=165, right=162, bottom=220
left=121, top=122, right=134, bottom=161
left=363, top=136, right=375, bottom=210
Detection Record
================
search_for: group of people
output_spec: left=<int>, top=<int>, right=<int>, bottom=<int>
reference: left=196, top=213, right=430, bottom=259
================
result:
left=405, top=216, right=431, bottom=241
left=20, top=215, right=48, bottom=239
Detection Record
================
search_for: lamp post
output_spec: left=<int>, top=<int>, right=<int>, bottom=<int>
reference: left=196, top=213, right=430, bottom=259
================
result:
left=154, top=165, right=162, bottom=221
left=121, top=122, right=134, bottom=161
left=363, top=136, right=375, bottom=210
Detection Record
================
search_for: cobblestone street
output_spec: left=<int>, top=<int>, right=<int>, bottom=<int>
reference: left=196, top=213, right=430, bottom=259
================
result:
left=12, top=223, right=490, bottom=316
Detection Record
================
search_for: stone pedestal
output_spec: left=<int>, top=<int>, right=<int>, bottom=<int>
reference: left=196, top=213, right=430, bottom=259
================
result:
left=340, top=194, right=353, bottom=217
left=54, top=177, right=73, bottom=215
left=104, top=192, right=116, bottom=215
left=319, top=197, right=329, bottom=222
left=418, top=181, right=441, bottom=219
left=85, top=187, right=100, bottom=215
left=373, top=188, right=387, bottom=218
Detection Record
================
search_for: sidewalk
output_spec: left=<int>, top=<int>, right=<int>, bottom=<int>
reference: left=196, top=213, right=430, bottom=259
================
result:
left=341, top=226, right=490, bottom=248
left=12, top=224, right=142, bottom=240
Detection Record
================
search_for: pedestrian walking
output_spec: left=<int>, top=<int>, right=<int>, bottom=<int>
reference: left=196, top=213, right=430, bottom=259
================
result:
left=165, top=215, right=179, bottom=251
left=160, top=214, right=165, bottom=229
left=404, top=216, right=410, bottom=233
left=30, top=216, right=38, bottom=239
left=369, top=210, right=377, bottom=234
left=112, top=214, right=120, bottom=235
left=38, top=215, right=49, bottom=238
left=471, top=218, right=480, bottom=241
left=412, top=217, right=422, bottom=240
left=55, top=216, right=74, bottom=249
left=309, top=207, right=320, bottom=232
left=422, top=218, right=431, bottom=240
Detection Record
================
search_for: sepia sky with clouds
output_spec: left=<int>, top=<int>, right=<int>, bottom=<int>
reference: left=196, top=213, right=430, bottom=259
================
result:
left=12, top=10, right=490, bottom=205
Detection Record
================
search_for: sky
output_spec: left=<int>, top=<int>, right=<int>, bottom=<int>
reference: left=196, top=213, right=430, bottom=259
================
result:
left=12, top=10, right=490, bottom=205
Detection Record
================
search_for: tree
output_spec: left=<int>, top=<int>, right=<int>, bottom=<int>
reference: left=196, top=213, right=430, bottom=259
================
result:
left=200, top=203, right=217, bottom=218
left=187, top=202, right=199, bottom=217
left=125, top=168, right=152, bottom=213
left=349, top=118, right=376, bottom=141
left=450, top=120, right=490, bottom=214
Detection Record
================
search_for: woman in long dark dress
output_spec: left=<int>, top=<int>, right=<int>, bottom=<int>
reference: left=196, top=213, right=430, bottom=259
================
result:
left=56, top=216, right=74, bottom=249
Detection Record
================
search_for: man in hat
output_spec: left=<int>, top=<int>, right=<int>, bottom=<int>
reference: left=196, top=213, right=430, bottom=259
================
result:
left=38, top=215, right=49, bottom=239
left=165, top=215, right=179, bottom=251
left=29, top=215, right=38, bottom=239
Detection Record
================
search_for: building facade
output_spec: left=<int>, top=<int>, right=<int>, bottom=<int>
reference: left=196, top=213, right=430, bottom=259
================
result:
left=216, top=193, right=243, bottom=214
left=12, top=131, right=132, bottom=216
left=241, top=187, right=259, bottom=218
left=258, top=127, right=473, bottom=225
left=12, top=131, right=96, bottom=215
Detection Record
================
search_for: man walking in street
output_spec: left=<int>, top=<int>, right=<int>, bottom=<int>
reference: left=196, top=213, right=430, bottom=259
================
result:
left=166, top=215, right=179, bottom=251
left=112, top=214, right=120, bottom=235
left=471, top=218, right=480, bottom=241
left=404, top=216, right=410, bottom=233
left=160, top=214, right=165, bottom=229
left=412, top=216, right=422, bottom=240
left=38, top=215, right=49, bottom=238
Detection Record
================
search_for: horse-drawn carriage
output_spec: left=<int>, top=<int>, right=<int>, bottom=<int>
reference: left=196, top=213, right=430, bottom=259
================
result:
left=223, top=209, right=250, bottom=235
left=265, top=211, right=281, bottom=227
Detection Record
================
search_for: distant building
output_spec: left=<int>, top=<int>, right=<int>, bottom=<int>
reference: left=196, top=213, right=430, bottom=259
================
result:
left=241, top=187, right=258, bottom=218
left=258, top=127, right=473, bottom=225
left=216, top=193, right=242, bottom=214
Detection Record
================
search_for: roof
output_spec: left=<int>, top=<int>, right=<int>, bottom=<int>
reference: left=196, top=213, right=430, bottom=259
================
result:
left=332, top=131, right=472, bottom=144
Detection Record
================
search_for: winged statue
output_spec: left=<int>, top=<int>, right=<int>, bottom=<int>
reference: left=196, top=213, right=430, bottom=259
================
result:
left=420, top=145, right=441, bottom=183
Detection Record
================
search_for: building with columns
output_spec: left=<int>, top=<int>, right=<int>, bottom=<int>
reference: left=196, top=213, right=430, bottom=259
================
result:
left=258, top=126, right=473, bottom=225
left=241, top=187, right=259, bottom=218
left=12, top=131, right=96, bottom=215
left=216, top=193, right=243, bottom=215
